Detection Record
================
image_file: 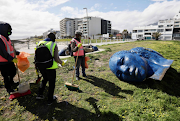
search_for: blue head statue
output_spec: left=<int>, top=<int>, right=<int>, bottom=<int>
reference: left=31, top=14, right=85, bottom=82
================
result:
left=109, top=47, right=173, bottom=82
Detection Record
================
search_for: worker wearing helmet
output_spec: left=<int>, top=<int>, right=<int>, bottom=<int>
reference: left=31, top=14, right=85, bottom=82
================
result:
left=70, top=30, right=87, bottom=80
left=0, top=21, right=20, bottom=94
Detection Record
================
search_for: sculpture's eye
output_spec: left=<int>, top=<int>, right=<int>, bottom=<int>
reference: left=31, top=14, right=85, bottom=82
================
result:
left=116, top=70, right=122, bottom=79
left=120, top=57, right=124, bottom=65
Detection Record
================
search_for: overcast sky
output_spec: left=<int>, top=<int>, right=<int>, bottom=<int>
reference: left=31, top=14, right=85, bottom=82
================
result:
left=0, top=0, right=180, bottom=39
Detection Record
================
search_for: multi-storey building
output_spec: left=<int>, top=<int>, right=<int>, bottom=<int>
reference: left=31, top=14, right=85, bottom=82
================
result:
left=132, top=11, right=180, bottom=40
left=59, top=18, right=81, bottom=38
left=173, top=13, right=180, bottom=40
left=60, top=17, right=111, bottom=39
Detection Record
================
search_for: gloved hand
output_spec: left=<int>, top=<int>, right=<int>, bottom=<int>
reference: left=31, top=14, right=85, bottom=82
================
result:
left=61, top=61, right=65, bottom=66
left=77, top=43, right=82, bottom=48
left=12, top=58, right=18, bottom=63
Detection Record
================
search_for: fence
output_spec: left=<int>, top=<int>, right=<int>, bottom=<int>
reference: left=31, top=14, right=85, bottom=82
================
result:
left=66, top=38, right=133, bottom=45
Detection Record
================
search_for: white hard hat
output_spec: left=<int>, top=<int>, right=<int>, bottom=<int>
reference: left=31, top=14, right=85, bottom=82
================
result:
left=75, top=30, right=82, bottom=35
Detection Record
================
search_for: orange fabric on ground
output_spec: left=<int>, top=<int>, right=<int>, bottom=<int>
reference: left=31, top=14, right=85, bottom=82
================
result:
left=16, top=52, right=30, bottom=72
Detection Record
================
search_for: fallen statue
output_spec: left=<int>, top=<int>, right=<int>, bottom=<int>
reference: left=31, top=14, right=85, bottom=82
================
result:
left=109, top=47, right=173, bottom=82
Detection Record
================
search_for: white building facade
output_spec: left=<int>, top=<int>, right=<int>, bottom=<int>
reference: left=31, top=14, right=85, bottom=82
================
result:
left=132, top=11, right=180, bottom=40
left=60, top=17, right=112, bottom=39
left=60, top=18, right=80, bottom=38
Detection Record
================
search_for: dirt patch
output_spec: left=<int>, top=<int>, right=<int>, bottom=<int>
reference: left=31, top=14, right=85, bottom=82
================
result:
left=94, top=60, right=104, bottom=67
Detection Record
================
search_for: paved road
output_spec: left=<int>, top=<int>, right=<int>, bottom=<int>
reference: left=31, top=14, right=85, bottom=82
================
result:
left=15, top=39, right=136, bottom=56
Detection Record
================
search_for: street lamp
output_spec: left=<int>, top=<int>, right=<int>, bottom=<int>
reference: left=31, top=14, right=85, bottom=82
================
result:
left=83, top=8, right=89, bottom=44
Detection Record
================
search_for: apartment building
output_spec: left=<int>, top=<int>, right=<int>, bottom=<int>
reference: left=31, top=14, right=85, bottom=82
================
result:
left=60, top=17, right=111, bottom=39
left=132, top=11, right=180, bottom=40
left=77, top=16, right=111, bottom=39
left=173, top=13, right=180, bottom=40
left=59, top=18, right=81, bottom=38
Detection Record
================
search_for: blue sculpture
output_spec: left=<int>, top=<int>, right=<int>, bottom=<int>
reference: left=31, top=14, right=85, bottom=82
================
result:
left=109, top=47, right=173, bottom=82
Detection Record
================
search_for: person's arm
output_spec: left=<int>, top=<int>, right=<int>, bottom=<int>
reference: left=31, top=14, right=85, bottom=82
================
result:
left=71, top=41, right=79, bottom=52
left=54, top=45, right=63, bottom=64
left=0, top=38, right=14, bottom=62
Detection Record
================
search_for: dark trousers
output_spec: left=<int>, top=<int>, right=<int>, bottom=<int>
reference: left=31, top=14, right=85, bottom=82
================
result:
left=38, top=68, right=56, bottom=101
left=74, top=56, right=86, bottom=77
left=0, top=62, right=16, bottom=91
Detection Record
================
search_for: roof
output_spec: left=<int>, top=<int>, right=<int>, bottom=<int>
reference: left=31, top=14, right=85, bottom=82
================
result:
left=116, top=33, right=122, bottom=36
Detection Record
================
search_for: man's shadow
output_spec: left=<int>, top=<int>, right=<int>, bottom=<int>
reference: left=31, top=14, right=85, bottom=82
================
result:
left=82, top=75, right=133, bottom=98
left=128, top=67, right=180, bottom=97
left=17, top=84, right=120, bottom=121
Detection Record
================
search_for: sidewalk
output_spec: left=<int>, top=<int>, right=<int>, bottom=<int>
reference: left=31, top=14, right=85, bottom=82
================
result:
left=15, top=39, right=136, bottom=56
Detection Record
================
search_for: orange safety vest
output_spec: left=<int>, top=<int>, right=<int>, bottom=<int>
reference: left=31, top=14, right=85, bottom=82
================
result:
left=0, top=35, right=14, bottom=62
left=71, top=39, right=84, bottom=56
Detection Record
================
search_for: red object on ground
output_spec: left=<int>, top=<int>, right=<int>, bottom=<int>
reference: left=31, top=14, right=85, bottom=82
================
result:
left=9, top=90, right=31, bottom=100
left=85, top=56, right=90, bottom=68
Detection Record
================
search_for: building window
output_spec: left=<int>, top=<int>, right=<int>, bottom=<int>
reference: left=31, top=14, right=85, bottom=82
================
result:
left=167, top=25, right=173, bottom=27
left=164, top=36, right=171, bottom=40
left=151, top=29, right=156, bottom=31
left=158, top=29, right=164, bottom=32
left=145, top=33, right=151, bottom=35
left=138, top=35, right=143, bottom=37
left=138, top=30, right=143, bottom=32
left=158, top=25, right=163, bottom=28
left=175, top=21, right=180, bottom=23
left=133, top=30, right=137, bottom=33
left=174, top=25, right=179, bottom=27
left=165, top=29, right=172, bottom=31
left=174, top=34, right=180, bottom=37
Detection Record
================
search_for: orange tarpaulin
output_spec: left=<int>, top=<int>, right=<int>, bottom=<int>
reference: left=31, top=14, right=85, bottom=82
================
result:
left=16, top=52, right=30, bottom=73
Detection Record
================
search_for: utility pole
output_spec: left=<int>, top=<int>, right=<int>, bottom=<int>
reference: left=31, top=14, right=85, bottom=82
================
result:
left=83, top=8, right=89, bottom=44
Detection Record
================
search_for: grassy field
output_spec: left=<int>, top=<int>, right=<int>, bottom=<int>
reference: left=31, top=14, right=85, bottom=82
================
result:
left=0, top=40, right=180, bottom=121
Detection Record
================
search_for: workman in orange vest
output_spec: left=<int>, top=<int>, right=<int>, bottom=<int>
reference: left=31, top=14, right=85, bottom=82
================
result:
left=70, top=30, right=87, bottom=80
left=0, top=21, right=20, bottom=94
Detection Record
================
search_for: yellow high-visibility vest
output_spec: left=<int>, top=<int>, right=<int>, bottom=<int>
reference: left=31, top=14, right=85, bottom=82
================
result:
left=37, top=40, right=58, bottom=69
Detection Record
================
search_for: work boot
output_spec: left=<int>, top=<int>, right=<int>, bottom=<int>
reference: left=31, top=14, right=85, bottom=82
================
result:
left=76, top=76, right=79, bottom=80
left=82, top=73, right=87, bottom=78
left=7, top=89, right=15, bottom=94
left=47, top=96, right=57, bottom=105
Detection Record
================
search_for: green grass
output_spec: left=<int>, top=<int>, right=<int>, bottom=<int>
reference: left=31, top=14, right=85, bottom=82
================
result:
left=0, top=40, right=180, bottom=121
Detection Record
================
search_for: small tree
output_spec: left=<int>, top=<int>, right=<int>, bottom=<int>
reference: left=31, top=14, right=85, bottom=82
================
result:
left=109, top=34, right=113, bottom=39
left=122, top=29, right=128, bottom=39
left=152, top=32, right=161, bottom=40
